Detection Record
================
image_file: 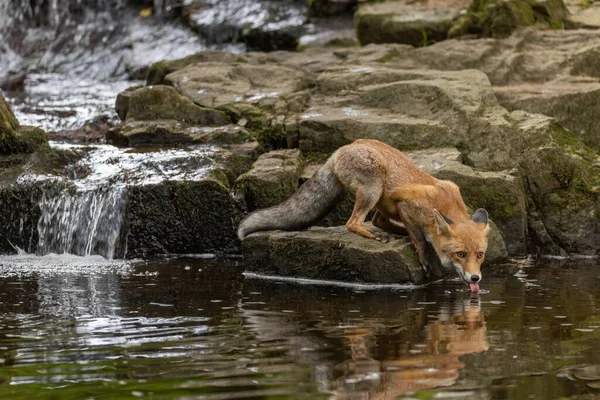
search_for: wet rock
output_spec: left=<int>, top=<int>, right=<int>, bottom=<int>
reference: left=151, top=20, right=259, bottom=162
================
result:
left=512, top=111, right=600, bottom=256
left=115, top=85, right=229, bottom=126
left=146, top=51, right=243, bottom=86
left=242, top=226, right=451, bottom=284
left=108, top=121, right=254, bottom=147
left=355, top=1, right=467, bottom=46
left=294, top=67, right=496, bottom=155
left=165, top=62, right=313, bottom=109
left=449, top=0, right=568, bottom=39
left=1, top=93, right=48, bottom=154
left=494, top=78, right=600, bottom=151
left=234, top=149, right=303, bottom=211
left=566, top=2, right=600, bottom=29
left=48, top=115, right=114, bottom=143
left=0, top=72, right=26, bottom=92
left=308, top=0, right=357, bottom=17
left=183, top=0, right=308, bottom=51
left=393, top=29, right=600, bottom=85
left=125, top=170, right=241, bottom=258
left=406, top=148, right=525, bottom=257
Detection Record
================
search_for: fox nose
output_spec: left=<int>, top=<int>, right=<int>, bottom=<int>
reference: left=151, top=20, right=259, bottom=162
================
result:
left=471, top=275, right=480, bottom=282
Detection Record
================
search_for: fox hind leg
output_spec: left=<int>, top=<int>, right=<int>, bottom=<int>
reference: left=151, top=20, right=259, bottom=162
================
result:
left=346, top=186, right=389, bottom=243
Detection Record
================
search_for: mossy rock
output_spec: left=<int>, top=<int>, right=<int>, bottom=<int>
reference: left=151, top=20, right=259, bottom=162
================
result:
left=0, top=93, right=49, bottom=155
left=234, top=149, right=303, bottom=211
left=146, top=51, right=243, bottom=86
left=355, top=2, right=464, bottom=47
left=125, top=176, right=242, bottom=258
left=108, top=120, right=254, bottom=147
left=115, top=85, right=229, bottom=126
left=243, top=226, right=449, bottom=284
left=1, top=126, right=49, bottom=155
left=449, top=0, right=568, bottom=39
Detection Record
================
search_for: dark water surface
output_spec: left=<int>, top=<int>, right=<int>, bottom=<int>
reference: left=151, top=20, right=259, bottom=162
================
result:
left=0, top=255, right=598, bottom=399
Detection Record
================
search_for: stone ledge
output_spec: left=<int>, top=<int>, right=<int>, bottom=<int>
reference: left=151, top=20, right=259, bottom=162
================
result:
left=242, top=226, right=454, bottom=285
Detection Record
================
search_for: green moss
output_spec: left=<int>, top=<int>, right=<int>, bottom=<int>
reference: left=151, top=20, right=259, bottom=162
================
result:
left=0, top=126, right=49, bottom=155
left=449, top=0, right=567, bottom=38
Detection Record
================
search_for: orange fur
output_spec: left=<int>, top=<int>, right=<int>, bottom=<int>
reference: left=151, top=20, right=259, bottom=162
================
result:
left=330, top=139, right=489, bottom=282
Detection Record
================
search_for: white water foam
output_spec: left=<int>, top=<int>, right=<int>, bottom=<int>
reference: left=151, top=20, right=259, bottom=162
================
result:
left=19, top=142, right=218, bottom=259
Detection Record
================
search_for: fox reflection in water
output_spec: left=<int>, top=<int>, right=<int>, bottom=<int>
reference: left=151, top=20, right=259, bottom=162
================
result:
left=333, top=296, right=488, bottom=399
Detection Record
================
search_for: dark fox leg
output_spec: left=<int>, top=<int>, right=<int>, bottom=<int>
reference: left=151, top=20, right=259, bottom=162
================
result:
left=372, top=211, right=409, bottom=236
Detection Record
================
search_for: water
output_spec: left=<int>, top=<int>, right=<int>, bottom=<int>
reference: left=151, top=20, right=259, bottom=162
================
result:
left=0, top=256, right=596, bottom=399
left=25, top=142, right=218, bottom=259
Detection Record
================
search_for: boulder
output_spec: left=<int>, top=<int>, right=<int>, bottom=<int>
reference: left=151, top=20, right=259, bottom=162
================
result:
left=355, top=1, right=467, bottom=47
left=182, top=0, right=308, bottom=51
left=234, top=149, right=303, bottom=211
left=449, top=0, right=568, bottom=39
left=392, top=29, right=600, bottom=85
left=108, top=121, right=253, bottom=147
left=512, top=111, right=600, bottom=256
left=125, top=171, right=241, bottom=258
left=242, top=226, right=451, bottom=284
left=115, top=85, right=228, bottom=125
left=308, top=0, right=357, bottom=17
left=146, top=51, right=243, bottom=86
left=164, top=62, right=313, bottom=109
left=566, top=2, right=600, bottom=29
left=292, top=67, right=500, bottom=156
left=494, top=78, right=600, bottom=151
left=0, top=93, right=48, bottom=155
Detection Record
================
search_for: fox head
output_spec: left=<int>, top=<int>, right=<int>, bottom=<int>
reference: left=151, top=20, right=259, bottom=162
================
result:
left=431, top=208, right=489, bottom=289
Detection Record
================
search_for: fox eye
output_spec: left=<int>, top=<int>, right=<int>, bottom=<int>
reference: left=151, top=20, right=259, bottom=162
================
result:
left=456, top=251, right=466, bottom=258
left=477, top=252, right=484, bottom=259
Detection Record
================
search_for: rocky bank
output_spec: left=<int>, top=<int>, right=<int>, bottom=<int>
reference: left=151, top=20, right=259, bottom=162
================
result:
left=1, top=0, right=599, bottom=285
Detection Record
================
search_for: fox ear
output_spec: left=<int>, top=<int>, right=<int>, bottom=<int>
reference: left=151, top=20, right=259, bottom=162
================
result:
left=433, top=209, right=452, bottom=235
left=472, top=208, right=489, bottom=229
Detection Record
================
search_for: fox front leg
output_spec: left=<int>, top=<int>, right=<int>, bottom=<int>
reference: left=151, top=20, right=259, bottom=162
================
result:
left=403, top=221, right=431, bottom=277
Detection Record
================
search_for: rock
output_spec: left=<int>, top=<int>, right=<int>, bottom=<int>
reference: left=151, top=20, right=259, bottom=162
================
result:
left=146, top=51, right=243, bottom=86
left=511, top=110, right=600, bottom=255
left=48, top=115, right=114, bottom=143
left=115, top=85, right=229, bottom=126
left=308, top=0, right=357, bottom=17
left=234, top=149, right=303, bottom=211
left=494, top=78, right=600, bottom=151
left=0, top=142, right=252, bottom=257
left=0, top=72, right=26, bottom=92
left=164, top=62, right=313, bottom=109
left=293, top=67, right=498, bottom=155
left=1, top=92, right=48, bottom=154
left=449, top=0, right=568, bottom=39
left=565, top=2, right=600, bottom=29
left=242, top=226, right=452, bottom=284
left=108, top=121, right=254, bottom=147
left=406, top=148, right=526, bottom=257
left=393, top=29, right=600, bottom=85
left=182, top=0, right=308, bottom=51
left=125, top=170, right=241, bottom=258
left=355, top=1, right=467, bottom=47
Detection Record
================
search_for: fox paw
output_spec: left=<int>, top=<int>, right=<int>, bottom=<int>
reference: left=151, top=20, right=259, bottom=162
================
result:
left=375, top=234, right=390, bottom=244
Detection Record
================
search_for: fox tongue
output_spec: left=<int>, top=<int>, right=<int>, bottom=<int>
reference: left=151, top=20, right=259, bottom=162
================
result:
left=469, top=283, right=480, bottom=292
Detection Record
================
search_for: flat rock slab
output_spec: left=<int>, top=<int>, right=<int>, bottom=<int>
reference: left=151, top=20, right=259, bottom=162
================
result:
left=243, top=226, right=453, bottom=285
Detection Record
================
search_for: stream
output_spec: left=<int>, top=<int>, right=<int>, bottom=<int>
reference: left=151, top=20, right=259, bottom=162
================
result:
left=0, top=256, right=597, bottom=398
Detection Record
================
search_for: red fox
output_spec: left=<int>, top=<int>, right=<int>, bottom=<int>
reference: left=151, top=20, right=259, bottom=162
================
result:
left=237, top=139, right=489, bottom=291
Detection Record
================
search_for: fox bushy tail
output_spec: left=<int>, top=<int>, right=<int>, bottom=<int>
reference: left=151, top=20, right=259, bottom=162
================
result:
left=237, top=161, right=344, bottom=240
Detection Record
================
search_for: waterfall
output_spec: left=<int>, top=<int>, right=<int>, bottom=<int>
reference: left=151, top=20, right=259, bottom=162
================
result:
left=36, top=187, right=126, bottom=259
left=25, top=142, right=217, bottom=260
